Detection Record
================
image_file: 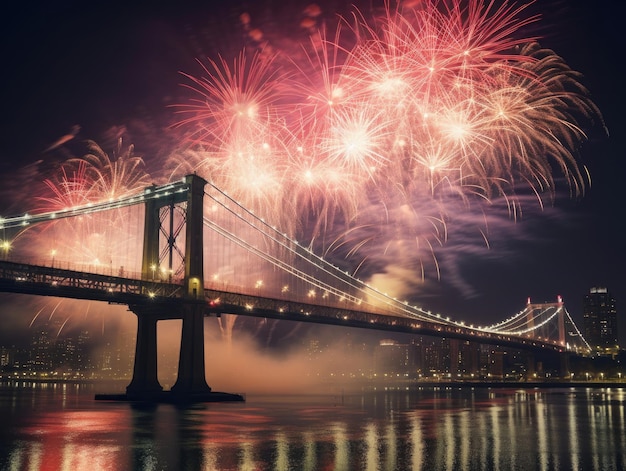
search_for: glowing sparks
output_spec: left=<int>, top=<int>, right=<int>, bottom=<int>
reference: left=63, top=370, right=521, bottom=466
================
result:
left=173, top=0, right=601, bottom=284
left=10, top=140, right=151, bottom=271
left=5, top=0, right=601, bottom=303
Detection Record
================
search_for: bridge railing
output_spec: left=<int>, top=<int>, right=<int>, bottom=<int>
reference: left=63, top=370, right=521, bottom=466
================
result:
left=1, top=255, right=143, bottom=279
left=0, top=260, right=184, bottom=299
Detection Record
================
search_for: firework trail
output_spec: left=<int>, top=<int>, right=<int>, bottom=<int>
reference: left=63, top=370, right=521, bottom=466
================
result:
left=172, top=0, right=601, bottom=297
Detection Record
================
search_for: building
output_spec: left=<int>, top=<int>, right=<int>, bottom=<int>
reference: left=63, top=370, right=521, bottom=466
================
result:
left=583, top=287, right=618, bottom=356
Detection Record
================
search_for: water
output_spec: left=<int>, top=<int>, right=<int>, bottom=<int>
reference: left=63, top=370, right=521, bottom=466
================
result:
left=1, top=382, right=625, bottom=470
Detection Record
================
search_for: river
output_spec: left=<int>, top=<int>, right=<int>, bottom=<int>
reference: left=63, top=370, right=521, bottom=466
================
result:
left=0, top=381, right=624, bottom=470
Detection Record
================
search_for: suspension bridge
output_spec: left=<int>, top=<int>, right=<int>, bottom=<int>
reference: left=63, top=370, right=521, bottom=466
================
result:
left=0, top=175, right=590, bottom=401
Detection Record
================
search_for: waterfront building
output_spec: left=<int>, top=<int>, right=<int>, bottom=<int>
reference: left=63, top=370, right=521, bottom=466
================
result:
left=583, top=287, right=618, bottom=356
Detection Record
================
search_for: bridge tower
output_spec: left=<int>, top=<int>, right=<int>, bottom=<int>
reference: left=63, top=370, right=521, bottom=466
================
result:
left=127, top=174, right=212, bottom=399
left=556, top=296, right=566, bottom=346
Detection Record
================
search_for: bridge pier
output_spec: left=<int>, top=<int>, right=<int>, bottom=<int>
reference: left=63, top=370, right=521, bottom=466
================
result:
left=171, top=305, right=212, bottom=395
left=126, top=308, right=163, bottom=398
left=103, top=302, right=243, bottom=403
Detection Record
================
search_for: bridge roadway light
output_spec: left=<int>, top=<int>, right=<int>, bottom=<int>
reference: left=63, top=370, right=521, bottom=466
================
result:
left=189, top=277, right=200, bottom=297
left=1, top=240, right=10, bottom=259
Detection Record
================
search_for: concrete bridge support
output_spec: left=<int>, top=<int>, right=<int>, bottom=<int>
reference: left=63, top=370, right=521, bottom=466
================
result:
left=172, top=305, right=212, bottom=395
left=123, top=301, right=218, bottom=400
left=126, top=309, right=163, bottom=398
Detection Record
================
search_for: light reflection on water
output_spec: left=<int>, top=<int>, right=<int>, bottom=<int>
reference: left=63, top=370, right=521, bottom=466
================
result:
left=0, top=383, right=625, bottom=470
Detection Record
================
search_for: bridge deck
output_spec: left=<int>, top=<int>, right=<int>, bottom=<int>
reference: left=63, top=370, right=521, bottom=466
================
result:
left=0, top=260, right=567, bottom=354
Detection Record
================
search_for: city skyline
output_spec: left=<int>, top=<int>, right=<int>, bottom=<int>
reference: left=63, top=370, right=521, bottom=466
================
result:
left=0, top=0, right=624, bottom=346
left=2, top=316, right=622, bottom=389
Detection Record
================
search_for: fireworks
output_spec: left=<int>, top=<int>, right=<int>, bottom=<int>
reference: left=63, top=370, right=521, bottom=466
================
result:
left=0, top=0, right=604, bottom=360
left=0, top=140, right=152, bottom=342
left=173, top=0, right=601, bottom=285
left=20, top=139, right=150, bottom=271
left=3, top=0, right=602, bottom=301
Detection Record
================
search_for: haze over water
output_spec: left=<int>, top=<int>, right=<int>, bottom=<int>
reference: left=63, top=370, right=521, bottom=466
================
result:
left=1, top=382, right=624, bottom=470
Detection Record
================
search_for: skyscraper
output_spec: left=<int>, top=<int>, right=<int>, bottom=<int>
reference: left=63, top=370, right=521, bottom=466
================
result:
left=583, top=287, right=618, bottom=355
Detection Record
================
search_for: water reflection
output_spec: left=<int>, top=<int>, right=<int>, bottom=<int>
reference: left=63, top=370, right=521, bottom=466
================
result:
left=333, top=422, right=349, bottom=470
left=410, top=414, right=424, bottom=471
left=302, top=431, right=316, bottom=471
left=384, top=422, right=397, bottom=471
left=363, top=422, right=376, bottom=470
left=274, top=431, right=289, bottom=471
left=1, top=384, right=626, bottom=470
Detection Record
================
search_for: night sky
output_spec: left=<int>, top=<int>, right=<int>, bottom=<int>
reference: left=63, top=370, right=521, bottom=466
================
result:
left=0, top=0, right=625, bottom=344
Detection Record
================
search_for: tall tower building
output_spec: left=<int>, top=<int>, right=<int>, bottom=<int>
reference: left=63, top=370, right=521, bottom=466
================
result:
left=583, top=287, right=618, bottom=355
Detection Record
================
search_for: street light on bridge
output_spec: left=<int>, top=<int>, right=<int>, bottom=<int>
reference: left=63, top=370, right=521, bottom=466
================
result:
left=160, top=266, right=171, bottom=282
left=1, top=240, right=10, bottom=260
